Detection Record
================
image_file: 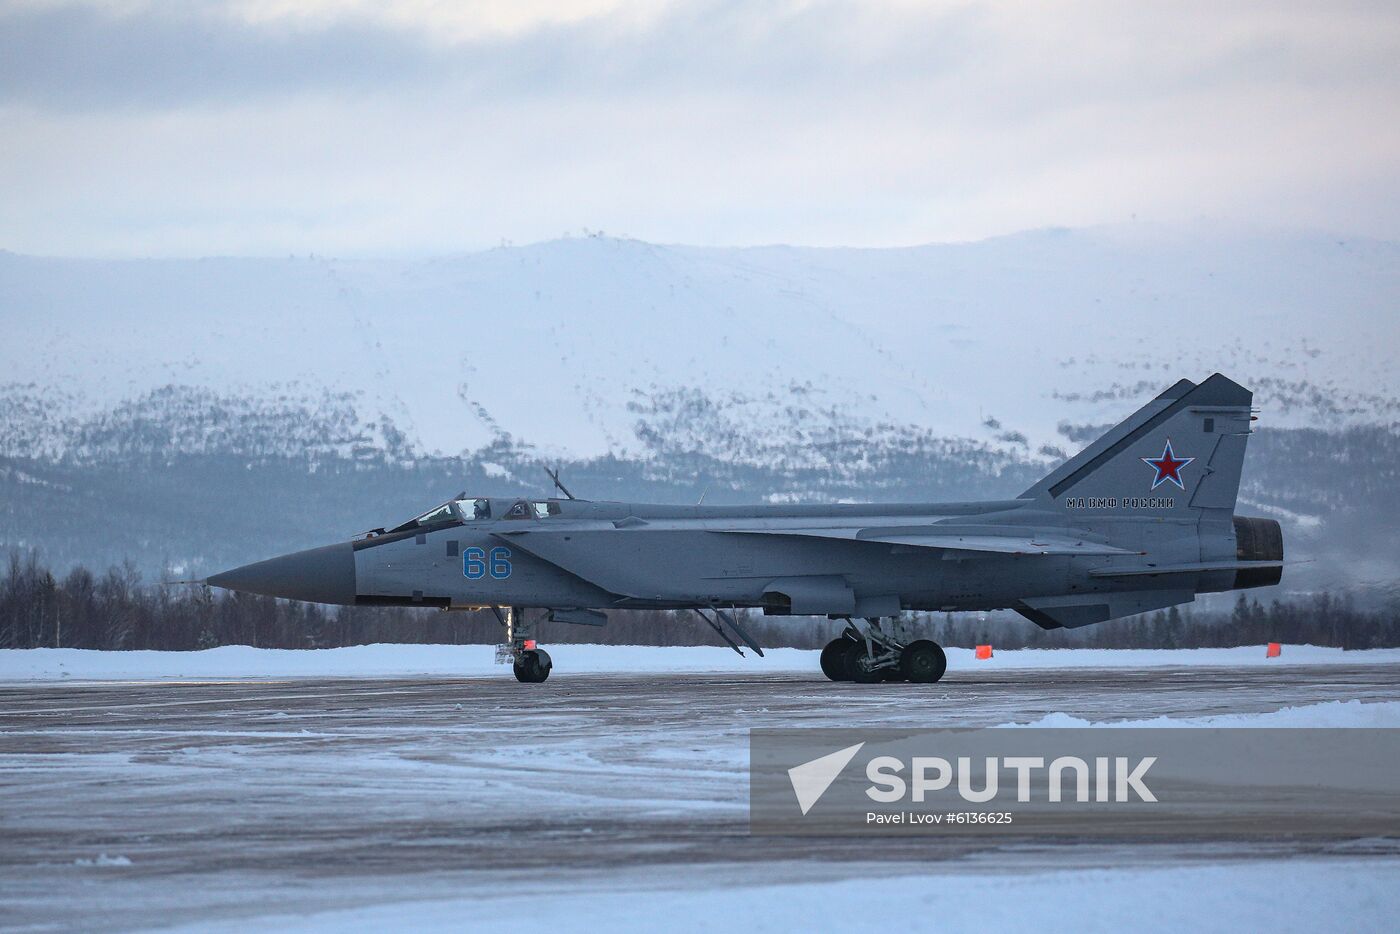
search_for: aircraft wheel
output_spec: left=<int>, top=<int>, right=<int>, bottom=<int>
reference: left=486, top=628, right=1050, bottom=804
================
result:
left=900, top=640, right=947, bottom=684
left=845, top=644, right=884, bottom=684
left=513, top=649, right=552, bottom=683
left=881, top=664, right=906, bottom=682
left=533, top=648, right=553, bottom=680
left=820, top=638, right=854, bottom=681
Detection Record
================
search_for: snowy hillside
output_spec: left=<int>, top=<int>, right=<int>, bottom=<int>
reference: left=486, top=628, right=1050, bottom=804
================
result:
left=3, top=224, right=1398, bottom=463
left=2, top=224, right=1398, bottom=590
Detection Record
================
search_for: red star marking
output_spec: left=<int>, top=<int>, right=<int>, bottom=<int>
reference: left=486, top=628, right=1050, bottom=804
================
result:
left=1141, top=439, right=1194, bottom=491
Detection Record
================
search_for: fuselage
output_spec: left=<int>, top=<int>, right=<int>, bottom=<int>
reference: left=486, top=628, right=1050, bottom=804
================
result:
left=340, top=494, right=1239, bottom=615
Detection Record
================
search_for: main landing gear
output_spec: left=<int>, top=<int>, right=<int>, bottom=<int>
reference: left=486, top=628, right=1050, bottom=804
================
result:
left=820, top=618, right=947, bottom=685
left=495, top=606, right=552, bottom=683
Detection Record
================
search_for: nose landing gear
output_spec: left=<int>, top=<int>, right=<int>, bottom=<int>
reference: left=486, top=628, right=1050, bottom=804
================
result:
left=820, top=618, right=947, bottom=685
left=513, top=647, right=552, bottom=683
left=494, top=606, right=552, bottom=683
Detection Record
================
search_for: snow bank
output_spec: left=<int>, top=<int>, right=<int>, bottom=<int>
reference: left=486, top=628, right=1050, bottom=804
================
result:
left=1003, top=699, right=1400, bottom=729
left=950, top=644, right=1400, bottom=669
left=0, top=644, right=809, bottom=681
left=2, top=643, right=1398, bottom=682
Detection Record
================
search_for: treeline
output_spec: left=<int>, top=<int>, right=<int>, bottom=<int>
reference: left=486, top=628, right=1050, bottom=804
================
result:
left=915, top=594, right=1400, bottom=651
left=2, top=552, right=1398, bottom=652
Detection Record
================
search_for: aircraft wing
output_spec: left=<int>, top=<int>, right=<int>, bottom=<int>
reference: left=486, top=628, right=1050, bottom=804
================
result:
left=720, top=528, right=1140, bottom=557
left=1087, top=560, right=1284, bottom=578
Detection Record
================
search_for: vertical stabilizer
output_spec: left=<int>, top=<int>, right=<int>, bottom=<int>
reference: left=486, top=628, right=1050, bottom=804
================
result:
left=1022, top=374, right=1254, bottom=517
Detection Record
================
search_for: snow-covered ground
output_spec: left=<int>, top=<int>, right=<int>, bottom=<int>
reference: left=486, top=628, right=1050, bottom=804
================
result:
left=3, top=642, right=1399, bottom=682
left=4, top=657, right=1398, bottom=932
left=1010, top=698, right=1400, bottom=729
left=162, top=859, right=1400, bottom=934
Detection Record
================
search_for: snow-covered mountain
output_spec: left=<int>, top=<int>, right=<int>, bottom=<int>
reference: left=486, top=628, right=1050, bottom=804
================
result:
left=3, top=224, right=1397, bottom=465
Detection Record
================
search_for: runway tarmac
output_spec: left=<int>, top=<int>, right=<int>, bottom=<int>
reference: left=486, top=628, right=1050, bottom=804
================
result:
left=3, top=664, right=1399, bottom=931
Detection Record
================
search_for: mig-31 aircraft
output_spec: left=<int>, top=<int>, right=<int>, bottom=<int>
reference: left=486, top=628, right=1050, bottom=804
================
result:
left=207, top=374, right=1283, bottom=684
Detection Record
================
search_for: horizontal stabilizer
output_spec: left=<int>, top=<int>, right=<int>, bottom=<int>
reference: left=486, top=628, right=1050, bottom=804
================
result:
left=1017, top=590, right=1194, bottom=630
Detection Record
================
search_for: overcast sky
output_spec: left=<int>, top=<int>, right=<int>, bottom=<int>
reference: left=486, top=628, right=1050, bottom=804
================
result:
left=2, top=0, right=1398, bottom=256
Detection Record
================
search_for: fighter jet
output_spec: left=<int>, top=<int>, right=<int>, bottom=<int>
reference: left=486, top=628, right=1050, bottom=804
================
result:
left=207, top=374, right=1283, bottom=684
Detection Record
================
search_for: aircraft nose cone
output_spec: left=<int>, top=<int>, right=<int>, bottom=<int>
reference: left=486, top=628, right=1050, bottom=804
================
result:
left=207, top=542, right=356, bottom=605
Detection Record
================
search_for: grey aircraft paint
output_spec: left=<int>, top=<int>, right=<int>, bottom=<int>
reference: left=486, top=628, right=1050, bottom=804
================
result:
left=207, top=374, right=1283, bottom=683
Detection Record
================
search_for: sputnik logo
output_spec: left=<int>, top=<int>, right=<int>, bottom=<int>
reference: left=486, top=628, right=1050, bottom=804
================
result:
left=1141, top=439, right=1195, bottom=491
left=788, top=742, right=864, bottom=815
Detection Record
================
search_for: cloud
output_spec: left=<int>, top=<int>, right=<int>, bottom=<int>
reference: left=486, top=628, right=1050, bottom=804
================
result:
left=3, top=1, right=1395, bottom=110
left=0, top=2, right=447, bottom=108
left=0, top=0, right=1398, bottom=253
left=0, top=0, right=994, bottom=110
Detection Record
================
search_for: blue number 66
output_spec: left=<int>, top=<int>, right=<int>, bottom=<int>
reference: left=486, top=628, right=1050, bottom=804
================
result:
left=489, top=546, right=512, bottom=579
left=464, top=546, right=511, bottom=580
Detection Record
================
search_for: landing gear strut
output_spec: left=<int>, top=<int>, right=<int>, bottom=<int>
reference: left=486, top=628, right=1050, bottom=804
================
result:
left=496, top=606, right=552, bottom=683
left=819, top=618, right=946, bottom=685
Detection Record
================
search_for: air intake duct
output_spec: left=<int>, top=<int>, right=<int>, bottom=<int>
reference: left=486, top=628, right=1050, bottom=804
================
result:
left=1232, top=515, right=1283, bottom=590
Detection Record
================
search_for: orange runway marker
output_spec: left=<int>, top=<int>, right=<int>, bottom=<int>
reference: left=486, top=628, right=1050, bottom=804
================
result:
left=975, top=644, right=993, bottom=660
left=1266, top=642, right=1281, bottom=658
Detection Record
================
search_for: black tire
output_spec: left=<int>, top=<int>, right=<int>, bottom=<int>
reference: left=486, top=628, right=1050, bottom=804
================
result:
left=881, top=664, right=906, bottom=682
left=820, top=638, right=854, bottom=681
left=844, top=644, right=884, bottom=684
left=900, top=640, right=947, bottom=684
left=513, top=649, right=552, bottom=683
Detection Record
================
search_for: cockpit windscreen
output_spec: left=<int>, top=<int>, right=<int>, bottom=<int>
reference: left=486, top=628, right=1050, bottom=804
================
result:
left=386, top=497, right=490, bottom=533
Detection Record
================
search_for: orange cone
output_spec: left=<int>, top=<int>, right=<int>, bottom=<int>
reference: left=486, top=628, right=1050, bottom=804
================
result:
left=1266, top=642, right=1281, bottom=658
left=975, top=644, right=993, bottom=660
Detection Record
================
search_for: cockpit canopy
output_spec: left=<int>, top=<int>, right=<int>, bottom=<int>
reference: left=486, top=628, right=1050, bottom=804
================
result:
left=456, top=498, right=493, bottom=522
left=383, top=496, right=560, bottom=534
left=504, top=500, right=561, bottom=520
